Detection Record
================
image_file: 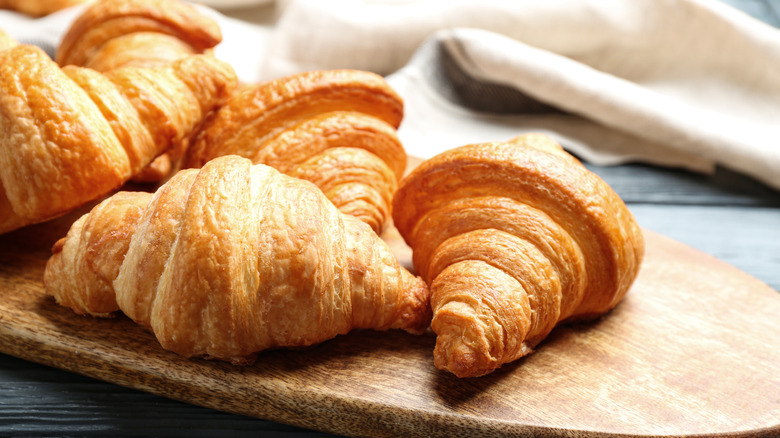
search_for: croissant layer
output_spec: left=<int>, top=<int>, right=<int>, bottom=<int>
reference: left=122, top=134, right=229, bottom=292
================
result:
left=0, top=45, right=236, bottom=234
left=56, top=0, right=225, bottom=183
left=393, top=134, right=644, bottom=377
left=57, top=0, right=221, bottom=69
left=44, top=155, right=431, bottom=364
left=184, top=69, right=406, bottom=233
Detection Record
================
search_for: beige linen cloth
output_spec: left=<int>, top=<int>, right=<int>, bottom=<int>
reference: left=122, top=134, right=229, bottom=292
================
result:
left=263, top=0, right=780, bottom=190
left=2, top=0, right=779, bottom=189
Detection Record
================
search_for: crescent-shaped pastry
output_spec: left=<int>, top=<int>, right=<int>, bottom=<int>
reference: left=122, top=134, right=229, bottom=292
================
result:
left=0, top=45, right=236, bottom=235
left=183, top=69, right=406, bottom=233
left=56, top=0, right=221, bottom=71
left=44, top=155, right=431, bottom=364
left=392, top=134, right=645, bottom=377
left=56, top=0, right=225, bottom=183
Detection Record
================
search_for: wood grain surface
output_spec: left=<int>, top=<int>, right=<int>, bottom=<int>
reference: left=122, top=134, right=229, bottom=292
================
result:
left=0, top=202, right=779, bottom=438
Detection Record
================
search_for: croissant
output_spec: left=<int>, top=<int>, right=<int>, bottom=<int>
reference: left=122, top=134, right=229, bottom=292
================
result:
left=56, top=0, right=221, bottom=71
left=44, top=155, right=431, bottom=364
left=56, top=0, right=224, bottom=183
left=183, top=69, right=407, bottom=233
left=392, top=134, right=645, bottom=377
left=0, top=44, right=236, bottom=235
left=0, top=0, right=91, bottom=16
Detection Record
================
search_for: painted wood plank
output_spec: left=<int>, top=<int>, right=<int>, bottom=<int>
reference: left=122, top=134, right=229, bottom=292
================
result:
left=630, top=204, right=780, bottom=292
left=585, top=163, right=780, bottom=208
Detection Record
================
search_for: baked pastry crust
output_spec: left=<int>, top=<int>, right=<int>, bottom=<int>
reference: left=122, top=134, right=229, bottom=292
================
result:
left=57, top=0, right=221, bottom=70
left=0, top=45, right=236, bottom=234
left=392, top=134, right=644, bottom=377
left=45, top=155, right=431, bottom=364
left=56, top=0, right=225, bottom=183
left=184, top=69, right=407, bottom=233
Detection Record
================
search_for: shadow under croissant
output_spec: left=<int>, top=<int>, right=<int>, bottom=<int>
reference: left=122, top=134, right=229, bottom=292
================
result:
left=431, top=310, right=623, bottom=405
left=0, top=205, right=99, bottom=263
left=0, top=179, right=158, bottom=255
left=34, top=288, right=438, bottom=374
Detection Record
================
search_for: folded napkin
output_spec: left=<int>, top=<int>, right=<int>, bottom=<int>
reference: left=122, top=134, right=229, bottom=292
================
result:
left=2, top=0, right=779, bottom=190
left=263, top=0, right=780, bottom=190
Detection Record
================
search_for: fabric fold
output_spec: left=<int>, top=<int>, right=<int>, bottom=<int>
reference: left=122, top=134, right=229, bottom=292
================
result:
left=263, top=0, right=780, bottom=189
left=386, top=31, right=717, bottom=172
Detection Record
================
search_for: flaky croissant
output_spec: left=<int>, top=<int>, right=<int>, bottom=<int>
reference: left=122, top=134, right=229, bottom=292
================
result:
left=0, top=0, right=91, bottom=16
left=44, top=155, right=431, bottom=364
left=392, top=134, right=644, bottom=377
left=56, top=0, right=224, bottom=183
left=56, top=0, right=221, bottom=71
left=183, top=69, right=407, bottom=233
left=0, top=44, right=236, bottom=235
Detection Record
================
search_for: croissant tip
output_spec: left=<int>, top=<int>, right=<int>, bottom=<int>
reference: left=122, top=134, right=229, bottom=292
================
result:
left=431, top=308, right=504, bottom=378
left=51, top=237, right=67, bottom=255
left=397, top=276, right=433, bottom=334
left=434, top=342, right=493, bottom=378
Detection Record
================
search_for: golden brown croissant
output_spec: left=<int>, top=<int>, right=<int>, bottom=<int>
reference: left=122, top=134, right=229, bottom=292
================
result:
left=0, top=44, right=236, bottom=235
left=56, top=0, right=224, bottom=183
left=392, top=134, right=644, bottom=377
left=45, top=155, right=431, bottom=364
left=0, top=0, right=91, bottom=16
left=183, top=69, right=407, bottom=233
left=56, top=0, right=221, bottom=71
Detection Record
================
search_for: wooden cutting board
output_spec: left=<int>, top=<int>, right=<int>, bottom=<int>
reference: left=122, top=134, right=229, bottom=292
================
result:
left=1, top=204, right=779, bottom=437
